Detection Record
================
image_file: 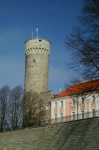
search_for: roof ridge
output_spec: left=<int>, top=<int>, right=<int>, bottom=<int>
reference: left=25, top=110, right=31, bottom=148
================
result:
left=75, top=78, right=99, bottom=85
left=53, top=78, right=99, bottom=99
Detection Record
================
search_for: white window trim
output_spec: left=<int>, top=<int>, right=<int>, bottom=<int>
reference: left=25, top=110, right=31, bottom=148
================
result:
left=60, top=101, right=63, bottom=107
left=54, top=102, right=57, bottom=108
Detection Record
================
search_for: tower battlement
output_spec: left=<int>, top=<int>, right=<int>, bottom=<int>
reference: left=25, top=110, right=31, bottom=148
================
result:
left=25, top=38, right=50, bottom=56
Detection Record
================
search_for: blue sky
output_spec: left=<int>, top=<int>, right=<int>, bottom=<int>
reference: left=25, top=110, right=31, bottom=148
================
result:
left=0, top=0, right=83, bottom=94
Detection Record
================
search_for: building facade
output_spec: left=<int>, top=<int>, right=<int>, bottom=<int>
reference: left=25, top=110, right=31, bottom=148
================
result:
left=51, top=79, right=99, bottom=123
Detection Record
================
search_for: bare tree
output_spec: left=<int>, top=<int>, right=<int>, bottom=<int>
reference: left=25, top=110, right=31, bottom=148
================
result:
left=0, top=85, right=10, bottom=132
left=23, top=91, right=45, bottom=127
left=9, top=86, right=23, bottom=129
left=65, top=0, right=99, bottom=82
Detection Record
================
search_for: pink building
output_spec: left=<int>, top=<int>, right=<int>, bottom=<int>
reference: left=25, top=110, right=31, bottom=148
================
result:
left=51, top=78, right=99, bottom=124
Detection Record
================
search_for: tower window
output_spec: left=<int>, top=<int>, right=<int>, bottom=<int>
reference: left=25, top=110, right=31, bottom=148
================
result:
left=33, top=59, right=35, bottom=63
left=46, top=104, right=49, bottom=110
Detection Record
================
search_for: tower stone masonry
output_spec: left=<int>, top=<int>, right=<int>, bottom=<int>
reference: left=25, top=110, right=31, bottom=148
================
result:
left=24, top=38, right=51, bottom=94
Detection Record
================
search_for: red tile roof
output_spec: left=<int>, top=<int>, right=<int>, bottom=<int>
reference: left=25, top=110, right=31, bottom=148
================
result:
left=53, top=78, right=99, bottom=99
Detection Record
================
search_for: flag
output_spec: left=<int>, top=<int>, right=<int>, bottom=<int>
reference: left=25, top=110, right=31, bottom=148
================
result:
left=36, top=25, right=38, bottom=32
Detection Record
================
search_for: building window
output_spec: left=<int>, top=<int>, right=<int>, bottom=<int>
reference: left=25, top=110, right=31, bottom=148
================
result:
left=82, top=97, right=85, bottom=104
left=46, top=104, right=49, bottom=110
left=60, top=113, right=63, bottom=118
left=92, top=95, right=95, bottom=103
left=60, top=101, right=63, bottom=107
left=81, top=111, right=84, bottom=119
left=73, top=99, right=75, bottom=106
left=55, top=114, right=57, bottom=122
left=72, top=112, right=75, bottom=120
left=92, top=109, right=96, bottom=117
left=60, top=113, right=63, bottom=121
left=55, top=102, right=58, bottom=108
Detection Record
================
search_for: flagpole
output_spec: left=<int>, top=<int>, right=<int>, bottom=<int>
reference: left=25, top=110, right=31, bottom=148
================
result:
left=36, top=25, right=38, bottom=38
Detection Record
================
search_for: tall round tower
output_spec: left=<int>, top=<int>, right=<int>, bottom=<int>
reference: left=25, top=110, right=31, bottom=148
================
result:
left=24, top=37, right=51, bottom=93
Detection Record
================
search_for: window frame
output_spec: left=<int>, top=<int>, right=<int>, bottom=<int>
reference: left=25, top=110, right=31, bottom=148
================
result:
left=60, top=113, right=63, bottom=121
left=82, top=97, right=85, bottom=104
left=55, top=114, right=57, bottom=122
left=72, top=112, right=75, bottom=120
left=60, top=113, right=63, bottom=118
left=60, top=101, right=63, bottom=107
left=92, top=109, right=96, bottom=117
left=55, top=102, right=58, bottom=108
left=72, top=99, right=75, bottom=106
left=92, top=95, right=95, bottom=103
left=81, top=111, right=84, bottom=119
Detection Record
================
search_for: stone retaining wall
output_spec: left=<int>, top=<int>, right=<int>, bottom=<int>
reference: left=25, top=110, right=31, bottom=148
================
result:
left=0, top=118, right=99, bottom=150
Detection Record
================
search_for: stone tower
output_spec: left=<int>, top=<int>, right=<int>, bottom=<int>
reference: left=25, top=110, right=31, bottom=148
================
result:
left=24, top=37, right=51, bottom=93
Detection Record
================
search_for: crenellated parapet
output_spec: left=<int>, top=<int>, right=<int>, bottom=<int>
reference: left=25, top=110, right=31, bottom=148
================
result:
left=25, top=38, right=50, bottom=55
